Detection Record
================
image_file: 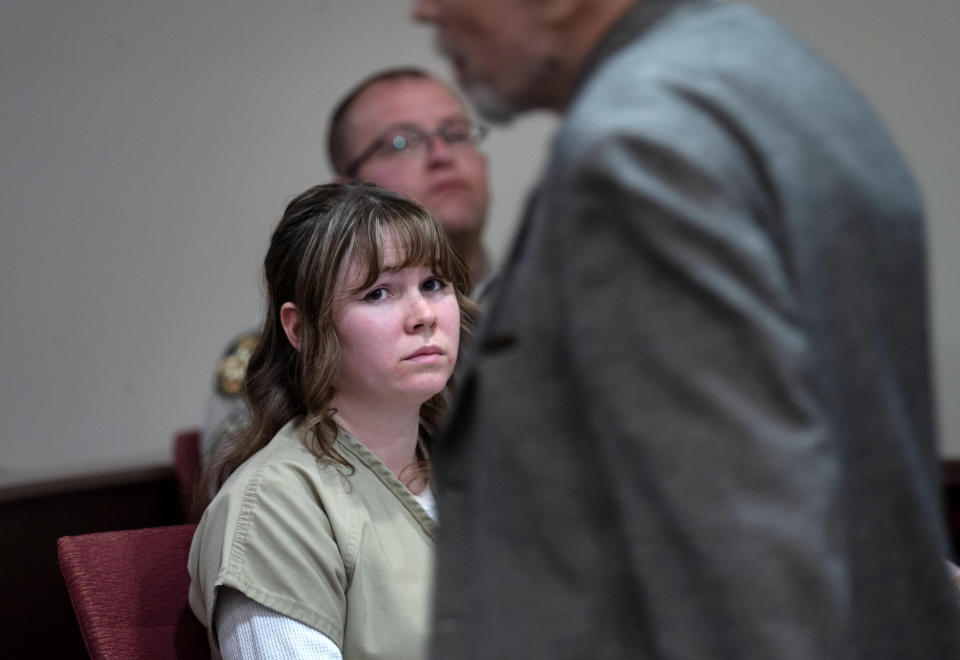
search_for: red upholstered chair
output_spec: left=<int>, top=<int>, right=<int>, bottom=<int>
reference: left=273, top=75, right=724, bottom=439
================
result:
left=57, top=524, right=209, bottom=660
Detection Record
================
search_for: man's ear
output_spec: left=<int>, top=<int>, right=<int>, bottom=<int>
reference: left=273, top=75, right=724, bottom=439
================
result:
left=280, top=302, right=302, bottom=351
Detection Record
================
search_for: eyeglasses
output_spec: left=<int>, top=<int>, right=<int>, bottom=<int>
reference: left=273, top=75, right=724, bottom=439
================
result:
left=344, top=120, right=488, bottom=178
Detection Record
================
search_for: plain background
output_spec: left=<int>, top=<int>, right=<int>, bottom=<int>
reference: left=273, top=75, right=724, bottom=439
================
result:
left=2, top=0, right=958, bottom=484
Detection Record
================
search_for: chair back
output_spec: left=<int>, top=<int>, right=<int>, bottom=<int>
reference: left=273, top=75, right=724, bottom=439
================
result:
left=173, top=428, right=203, bottom=522
left=58, top=524, right=208, bottom=659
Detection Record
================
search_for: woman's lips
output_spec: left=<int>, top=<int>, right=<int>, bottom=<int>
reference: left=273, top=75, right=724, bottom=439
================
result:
left=405, top=346, right=444, bottom=362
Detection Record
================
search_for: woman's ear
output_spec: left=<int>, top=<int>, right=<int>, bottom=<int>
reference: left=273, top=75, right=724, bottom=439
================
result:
left=280, top=302, right=302, bottom=351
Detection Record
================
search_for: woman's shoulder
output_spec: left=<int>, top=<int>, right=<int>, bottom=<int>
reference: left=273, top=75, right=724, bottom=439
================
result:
left=190, top=421, right=358, bottom=597
left=188, top=421, right=356, bottom=642
left=204, top=421, right=434, bottom=543
left=214, top=420, right=351, bottom=511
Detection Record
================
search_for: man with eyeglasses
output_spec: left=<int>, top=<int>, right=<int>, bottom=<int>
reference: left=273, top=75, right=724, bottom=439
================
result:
left=200, top=68, right=493, bottom=485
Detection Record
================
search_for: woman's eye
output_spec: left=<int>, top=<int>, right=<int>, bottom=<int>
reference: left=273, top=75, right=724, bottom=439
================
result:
left=363, top=287, right=387, bottom=302
left=422, top=277, right=448, bottom=293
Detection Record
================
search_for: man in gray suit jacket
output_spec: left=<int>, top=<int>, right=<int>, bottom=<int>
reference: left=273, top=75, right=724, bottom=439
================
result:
left=415, top=0, right=960, bottom=657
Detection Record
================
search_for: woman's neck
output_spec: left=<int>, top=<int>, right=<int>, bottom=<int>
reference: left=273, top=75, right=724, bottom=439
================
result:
left=331, top=397, right=426, bottom=493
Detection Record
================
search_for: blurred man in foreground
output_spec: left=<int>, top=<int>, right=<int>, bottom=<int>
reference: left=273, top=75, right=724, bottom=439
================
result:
left=414, top=0, right=960, bottom=657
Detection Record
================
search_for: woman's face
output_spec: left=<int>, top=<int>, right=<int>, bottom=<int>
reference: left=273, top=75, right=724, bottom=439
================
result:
left=331, top=234, right=461, bottom=410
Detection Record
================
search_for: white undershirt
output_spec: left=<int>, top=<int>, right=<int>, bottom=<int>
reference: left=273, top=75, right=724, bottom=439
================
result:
left=216, top=486, right=437, bottom=660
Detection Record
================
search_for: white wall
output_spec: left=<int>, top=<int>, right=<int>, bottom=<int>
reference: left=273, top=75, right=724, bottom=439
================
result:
left=1, top=0, right=957, bottom=484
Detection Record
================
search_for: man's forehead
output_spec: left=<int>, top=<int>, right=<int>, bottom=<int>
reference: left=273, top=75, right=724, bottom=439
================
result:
left=346, top=77, right=469, bottom=133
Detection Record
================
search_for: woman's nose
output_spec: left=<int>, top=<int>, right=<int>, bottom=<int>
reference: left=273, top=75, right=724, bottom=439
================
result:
left=407, top=293, right=438, bottom=332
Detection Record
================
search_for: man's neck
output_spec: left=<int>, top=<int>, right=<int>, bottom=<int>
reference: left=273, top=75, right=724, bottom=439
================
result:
left=450, top=236, right=490, bottom=286
left=548, top=0, right=643, bottom=112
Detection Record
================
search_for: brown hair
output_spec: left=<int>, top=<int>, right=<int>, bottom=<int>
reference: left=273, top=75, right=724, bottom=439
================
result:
left=202, top=182, right=476, bottom=496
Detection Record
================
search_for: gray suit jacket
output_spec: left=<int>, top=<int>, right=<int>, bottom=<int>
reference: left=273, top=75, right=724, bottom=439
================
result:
left=431, top=1, right=960, bottom=658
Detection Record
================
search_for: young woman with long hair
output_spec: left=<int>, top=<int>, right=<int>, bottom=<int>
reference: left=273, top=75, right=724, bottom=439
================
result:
left=189, top=182, right=475, bottom=659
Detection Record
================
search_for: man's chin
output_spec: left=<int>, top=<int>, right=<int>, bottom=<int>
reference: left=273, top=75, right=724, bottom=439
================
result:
left=463, top=80, right=520, bottom=125
left=430, top=206, right=484, bottom=238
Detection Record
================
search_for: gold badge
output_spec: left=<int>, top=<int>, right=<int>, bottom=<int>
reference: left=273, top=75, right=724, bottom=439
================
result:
left=215, top=332, right=259, bottom=396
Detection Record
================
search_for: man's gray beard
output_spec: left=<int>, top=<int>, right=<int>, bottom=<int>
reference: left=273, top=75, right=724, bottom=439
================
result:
left=464, top=79, right=520, bottom=125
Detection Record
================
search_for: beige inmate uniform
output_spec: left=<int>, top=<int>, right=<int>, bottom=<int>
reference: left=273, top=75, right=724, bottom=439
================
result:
left=188, top=420, right=437, bottom=659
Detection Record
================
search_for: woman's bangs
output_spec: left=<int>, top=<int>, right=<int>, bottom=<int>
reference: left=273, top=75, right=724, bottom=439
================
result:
left=342, top=206, right=459, bottom=295
left=381, top=211, right=451, bottom=274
